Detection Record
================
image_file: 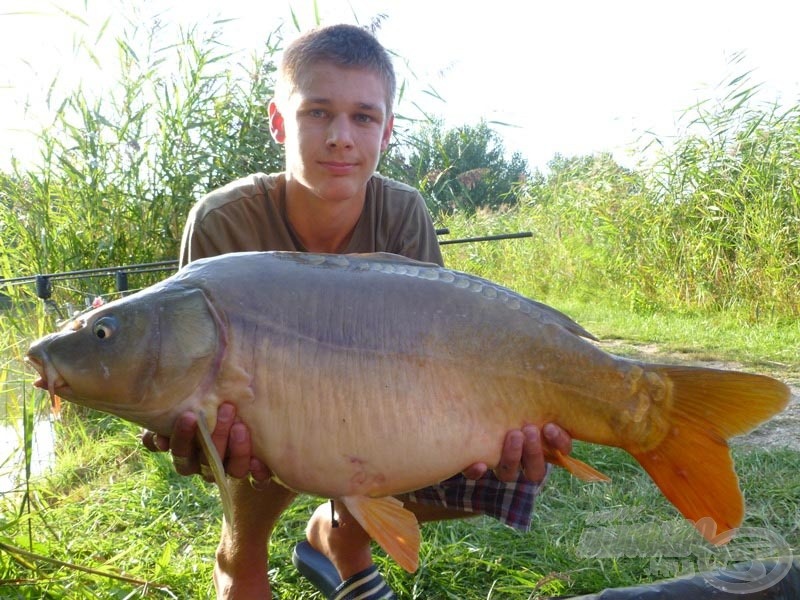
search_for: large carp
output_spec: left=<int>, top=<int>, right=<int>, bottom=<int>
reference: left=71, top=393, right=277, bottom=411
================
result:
left=26, top=251, right=789, bottom=571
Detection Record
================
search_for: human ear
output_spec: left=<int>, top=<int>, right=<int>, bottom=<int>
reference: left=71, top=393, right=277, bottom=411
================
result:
left=380, top=113, right=394, bottom=152
left=268, top=100, right=286, bottom=144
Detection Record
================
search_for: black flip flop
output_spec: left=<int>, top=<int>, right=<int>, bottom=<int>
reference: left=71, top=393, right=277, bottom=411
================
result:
left=292, top=540, right=342, bottom=598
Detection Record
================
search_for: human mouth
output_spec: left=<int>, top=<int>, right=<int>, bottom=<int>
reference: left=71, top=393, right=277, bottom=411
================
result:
left=319, top=161, right=357, bottom=175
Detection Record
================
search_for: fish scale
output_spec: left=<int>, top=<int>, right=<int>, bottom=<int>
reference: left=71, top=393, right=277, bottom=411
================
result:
left=299, top=252, right=537, bottom=311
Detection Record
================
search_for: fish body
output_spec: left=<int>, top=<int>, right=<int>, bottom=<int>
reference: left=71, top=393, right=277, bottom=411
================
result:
left=26, top=251, right=790, bottom=571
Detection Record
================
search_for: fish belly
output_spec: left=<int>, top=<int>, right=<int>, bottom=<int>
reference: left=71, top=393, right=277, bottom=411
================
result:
left=229, top=315, right=632, bottom=499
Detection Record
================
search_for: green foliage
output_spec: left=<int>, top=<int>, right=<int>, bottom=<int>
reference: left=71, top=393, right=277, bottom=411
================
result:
left=513, top=70, right=800, bottom=319
left=642, top=68, right=800, bottom=316
left=0, top=19, right=284, bottom=304
left=388, top=119, right=530, bottom=216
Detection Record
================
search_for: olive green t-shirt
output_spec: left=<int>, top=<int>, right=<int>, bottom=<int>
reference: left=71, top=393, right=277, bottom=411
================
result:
left=179, top=172, right=443, bottom=267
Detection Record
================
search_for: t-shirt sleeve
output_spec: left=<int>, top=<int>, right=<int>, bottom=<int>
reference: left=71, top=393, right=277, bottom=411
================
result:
left=396, top=193, right=444, bottom=267
left=179, top=203, right=240, bottom=267
left=178, top=173, right=291, bottom=267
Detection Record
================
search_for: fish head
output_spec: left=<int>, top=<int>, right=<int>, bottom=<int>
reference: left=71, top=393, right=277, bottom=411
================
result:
left=25, top=284, right=222, bottom=433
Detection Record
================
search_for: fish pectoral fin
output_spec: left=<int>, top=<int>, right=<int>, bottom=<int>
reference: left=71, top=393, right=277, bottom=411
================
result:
left=340, top=495, right=421, bottom=573
left=195, top=410, right=234, bottom=526
left=547, top=449, right=611, bottom=483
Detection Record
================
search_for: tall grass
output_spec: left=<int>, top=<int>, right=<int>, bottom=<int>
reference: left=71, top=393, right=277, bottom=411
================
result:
left=0, top=8, right=798, bottom=599
left=1, top=19, right=284, bottom=303
left=486, top=65, right=800, bottom=322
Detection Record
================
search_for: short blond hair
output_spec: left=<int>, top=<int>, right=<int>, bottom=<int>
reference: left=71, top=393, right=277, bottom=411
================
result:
left=276, top=24, right=397, bottom=114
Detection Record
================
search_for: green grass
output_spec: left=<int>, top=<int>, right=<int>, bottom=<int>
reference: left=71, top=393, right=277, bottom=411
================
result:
left=2, top=416, right=797, bottom=598
left=548, top=298, right=800, bottom=371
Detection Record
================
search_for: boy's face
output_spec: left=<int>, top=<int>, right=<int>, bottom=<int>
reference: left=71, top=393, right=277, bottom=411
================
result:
left=270, top=62, right=394, bottom=205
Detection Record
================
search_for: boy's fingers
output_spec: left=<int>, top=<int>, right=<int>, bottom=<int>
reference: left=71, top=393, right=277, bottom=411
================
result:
left=141, top=430, right=169, bottom=452
left=249, top=458, right=272, bottom=483
left=462, top=462, right=489, bottom=480
left=495, top=429, right=524, bottom=482
left=543, top=423, right=572, bottom=455
left=520, top=425, right=547, bottom=483
left=224, top=422, right=253, bottom=479
left=210, top=403, right=236, bottom=460
left=170, top=411, right=201, bottom=476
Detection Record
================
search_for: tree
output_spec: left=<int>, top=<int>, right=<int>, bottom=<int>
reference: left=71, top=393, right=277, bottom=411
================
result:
left=388, top=120, right=529, bottom=215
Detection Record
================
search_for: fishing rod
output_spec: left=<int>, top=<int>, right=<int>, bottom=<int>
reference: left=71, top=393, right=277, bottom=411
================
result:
left=0, top=229, right=532, bottom=307
left=438, top=231, right=532, bottom=245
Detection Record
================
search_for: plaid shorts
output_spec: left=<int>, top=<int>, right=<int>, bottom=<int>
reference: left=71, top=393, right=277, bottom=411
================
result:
left=397, top=467, right=550, bottom=531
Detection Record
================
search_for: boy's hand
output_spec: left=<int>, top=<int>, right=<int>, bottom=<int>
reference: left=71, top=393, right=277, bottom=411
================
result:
left=461, top=424, right=572, bottom=484
left=141, top=403, right=271, bottom=482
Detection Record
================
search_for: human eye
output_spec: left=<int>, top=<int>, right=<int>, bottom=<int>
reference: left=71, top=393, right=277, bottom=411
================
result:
left=355, top=109, right=384, bottom=126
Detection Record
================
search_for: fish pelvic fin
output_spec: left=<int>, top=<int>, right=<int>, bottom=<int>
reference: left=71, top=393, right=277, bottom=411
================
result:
left=195, top=410, right=234, bottom=526
left=340, top=495, right=421, bottom=573
left=631, top=366, right=790, bottom=544
left=546, top=448, right=611, bottom=483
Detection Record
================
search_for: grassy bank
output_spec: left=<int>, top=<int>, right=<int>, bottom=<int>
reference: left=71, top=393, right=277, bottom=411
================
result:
left=439, top=214, right=800, bottom=373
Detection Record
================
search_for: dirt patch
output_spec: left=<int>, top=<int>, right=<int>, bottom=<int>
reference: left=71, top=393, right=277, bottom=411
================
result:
left=598, top=340, right=800, bottom=453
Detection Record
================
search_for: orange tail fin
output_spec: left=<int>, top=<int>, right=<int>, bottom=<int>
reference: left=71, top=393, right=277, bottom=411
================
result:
left=631, top=366, right=789, bottom=543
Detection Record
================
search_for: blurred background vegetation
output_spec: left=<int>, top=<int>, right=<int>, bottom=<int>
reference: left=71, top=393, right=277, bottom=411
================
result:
left=0, top=8, right=798, bottom=599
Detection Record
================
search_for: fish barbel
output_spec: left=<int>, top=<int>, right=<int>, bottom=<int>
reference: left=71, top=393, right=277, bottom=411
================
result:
left=25, top=251, right=790, bottom=571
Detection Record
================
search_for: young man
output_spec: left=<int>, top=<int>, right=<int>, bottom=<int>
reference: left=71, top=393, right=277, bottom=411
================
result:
left=142, top=24, right=573, bottom=600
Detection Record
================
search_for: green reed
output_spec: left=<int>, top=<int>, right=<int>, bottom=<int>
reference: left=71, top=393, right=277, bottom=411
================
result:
left=446, top=66, right=800, bottom=325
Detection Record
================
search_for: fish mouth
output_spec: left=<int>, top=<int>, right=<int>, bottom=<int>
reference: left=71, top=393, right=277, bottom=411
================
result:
left=24, top=353, right=68, bottom=411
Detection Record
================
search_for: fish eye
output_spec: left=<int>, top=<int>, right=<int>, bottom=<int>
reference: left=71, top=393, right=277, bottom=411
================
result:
left=92, top=316, right=118, bottom=340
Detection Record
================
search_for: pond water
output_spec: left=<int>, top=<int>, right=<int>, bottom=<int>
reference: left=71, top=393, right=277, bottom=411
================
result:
left=0, top=418, right=56, bottom=494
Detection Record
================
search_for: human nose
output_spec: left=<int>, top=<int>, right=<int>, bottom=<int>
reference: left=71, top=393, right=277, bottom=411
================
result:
left=326, top=114, right=354, bottom=149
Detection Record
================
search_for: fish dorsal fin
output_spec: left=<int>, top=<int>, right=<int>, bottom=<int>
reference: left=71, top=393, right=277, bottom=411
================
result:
left=349, top=252, right=440, bottom=268
left=195, top=410, right=234, bottom=525
left=340, top=495, right=421, bottom=573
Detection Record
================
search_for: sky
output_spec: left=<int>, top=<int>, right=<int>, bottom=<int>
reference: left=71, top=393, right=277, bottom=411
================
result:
left=2, top=0, right=799, bottom=173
